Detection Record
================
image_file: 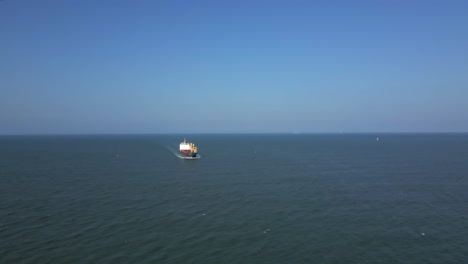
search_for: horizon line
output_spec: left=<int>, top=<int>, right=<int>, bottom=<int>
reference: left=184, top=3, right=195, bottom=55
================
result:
left=1, top=131, right=468, bottom=136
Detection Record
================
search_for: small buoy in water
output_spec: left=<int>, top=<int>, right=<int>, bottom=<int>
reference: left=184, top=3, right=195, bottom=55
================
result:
left=376, top=137, right=379, bottom=141
left=421, top=233, right=425, bottom=236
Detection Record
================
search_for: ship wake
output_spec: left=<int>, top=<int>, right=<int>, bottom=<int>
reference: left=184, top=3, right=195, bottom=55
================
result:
left=175, top=153, right=201, bottom=160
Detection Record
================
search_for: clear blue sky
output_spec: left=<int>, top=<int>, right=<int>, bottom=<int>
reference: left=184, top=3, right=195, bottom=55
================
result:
left=1, top=0, right=467, bottom=134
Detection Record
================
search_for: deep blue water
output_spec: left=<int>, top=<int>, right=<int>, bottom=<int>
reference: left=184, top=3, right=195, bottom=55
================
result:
left=1, top=134, right=468, bottom=263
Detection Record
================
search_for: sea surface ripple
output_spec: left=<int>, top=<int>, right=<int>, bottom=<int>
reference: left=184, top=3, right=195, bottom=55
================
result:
left=1, top=134, right=468, bottom=263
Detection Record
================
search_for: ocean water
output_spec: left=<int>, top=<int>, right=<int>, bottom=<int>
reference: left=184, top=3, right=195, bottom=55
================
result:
left=1, top=134, right=468, bottom=263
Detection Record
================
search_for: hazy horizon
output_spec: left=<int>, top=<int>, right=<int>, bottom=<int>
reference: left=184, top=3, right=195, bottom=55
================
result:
left=1, top=1, right=467, bottom=134
left=1, top=131, right=468, bottom=136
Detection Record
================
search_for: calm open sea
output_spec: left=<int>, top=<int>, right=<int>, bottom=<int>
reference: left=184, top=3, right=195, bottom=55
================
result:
left=1, top=134, right=468, bottom=263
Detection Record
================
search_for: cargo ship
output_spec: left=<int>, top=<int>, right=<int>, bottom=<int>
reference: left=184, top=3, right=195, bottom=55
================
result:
left=179, top=139, right=198, bottom=158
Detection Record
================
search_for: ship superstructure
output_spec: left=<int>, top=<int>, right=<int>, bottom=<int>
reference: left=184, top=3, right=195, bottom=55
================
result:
left=179, top=139, right=198, bottom=157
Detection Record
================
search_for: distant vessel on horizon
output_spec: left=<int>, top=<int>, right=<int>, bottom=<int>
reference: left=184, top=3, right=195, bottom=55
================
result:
left=179, top=139, right=198, bottom=158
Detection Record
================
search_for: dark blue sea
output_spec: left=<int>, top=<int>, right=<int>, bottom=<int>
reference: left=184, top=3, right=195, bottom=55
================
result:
left=1, top=134, right=468, bottom=263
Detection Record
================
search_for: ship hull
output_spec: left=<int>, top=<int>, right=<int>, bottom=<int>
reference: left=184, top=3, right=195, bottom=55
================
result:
left=180, top=150, right=197, bottom=157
